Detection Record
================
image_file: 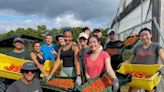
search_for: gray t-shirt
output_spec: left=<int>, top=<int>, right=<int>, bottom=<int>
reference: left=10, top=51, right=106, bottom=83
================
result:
left=79, top=47, right=90, bottom=70
left=6, top=51, right=30, bottom=60
left=132, top=42, right=161, bottom=64
left=6, top=78, right=43, bottom=92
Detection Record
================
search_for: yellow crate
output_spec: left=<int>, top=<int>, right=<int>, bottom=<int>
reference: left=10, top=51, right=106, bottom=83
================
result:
left=117, top=64, right=163, bottom=90
left=43, top=60, right=62, bottom=76
left=0, top=53, right=28, bottom=80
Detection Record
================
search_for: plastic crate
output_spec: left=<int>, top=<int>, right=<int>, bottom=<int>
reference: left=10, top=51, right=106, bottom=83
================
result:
left=123, top=35, right=139, bottom=49
left=117, top=64, right=163, bottom=90
left=41, top=77, right=75, bottom=92
left=43, top=60, right=62, bottom=77
left=0, top=53, right=28, bottom=80
left=77, top=72, right=131, bottom=92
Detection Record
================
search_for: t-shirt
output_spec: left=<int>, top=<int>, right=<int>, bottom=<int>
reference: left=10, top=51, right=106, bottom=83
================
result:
left=79, top=47, right=90, bottom=71
left=84, top=50, right=110, bottom=79
left=132, top=42, right=161, bottom=64
left=6, top=78, right=43, bottom=92
left=6, top=51, right=30, bottom=60
left=105, top=41, right=124, bottom=70
left=106, top=40, right=123, bottom=48
left=41, top=44, right=58, bottom=61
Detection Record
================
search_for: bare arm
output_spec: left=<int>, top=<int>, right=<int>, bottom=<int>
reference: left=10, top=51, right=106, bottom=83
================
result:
left=49, top=48, right=62, bottom=75
left=159, top=48, right=164, bottom=64
left=122, top=55, right=135, bottom=65
left=30, top=53, right=45, bottom=73
left=105, top=57, right=117, bottom=79
left=73, top=45, right=81, bottom=75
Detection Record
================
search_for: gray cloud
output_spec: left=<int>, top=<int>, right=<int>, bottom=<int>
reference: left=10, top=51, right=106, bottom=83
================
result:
left=0, top=0, right=119, bottom=22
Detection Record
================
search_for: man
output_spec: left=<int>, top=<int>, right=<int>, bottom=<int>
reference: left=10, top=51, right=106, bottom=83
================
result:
left=93, top=28, right=104, bottom=49
left=3, top=37, right=30, bottom=90
left=105, top=31, right=124, bottom=70
left=41, top=34, right=58, bottom=61
left=93, top=28, right=102, bottom=38
left=6, top=37, right=30, bottom=60
left=6, top=61, right=43, bottom=92
left=55, top=34, right=66, bottom=48
left=82, top=26, right=91, bottom=37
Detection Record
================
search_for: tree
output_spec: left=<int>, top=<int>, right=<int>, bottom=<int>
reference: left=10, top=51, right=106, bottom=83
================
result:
left=37, top=25, right=47, bottom=35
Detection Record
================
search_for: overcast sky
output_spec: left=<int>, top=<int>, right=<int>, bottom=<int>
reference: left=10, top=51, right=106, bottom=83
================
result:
left=0, top=0, right=120, bottom=33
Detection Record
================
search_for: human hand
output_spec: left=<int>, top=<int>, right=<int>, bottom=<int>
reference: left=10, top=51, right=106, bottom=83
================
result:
left=158, top=67, right=164, bottom=76
left=51, top=49, right=57, bottom=55
left=112, top=78, right=119, bottom=92
left=46, top=75, right=52, bottom=82
left=120, top=61, right=129, bottom=66
left=75, top=76, right=82, bottom=86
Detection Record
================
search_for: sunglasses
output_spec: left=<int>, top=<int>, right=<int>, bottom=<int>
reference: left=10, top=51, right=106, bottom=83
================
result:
left=23, top=70, right=36, bottom=74
left=64, top=29, right=73, bottom=33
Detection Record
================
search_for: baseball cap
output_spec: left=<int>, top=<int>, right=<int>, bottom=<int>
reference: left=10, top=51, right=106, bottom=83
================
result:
left=109, top=31, right=115, bottom=35
left=82, top=26, right=90, bottom=32
left=93, top=28, right=101, bottom=33
left=13, top=37, right=24, bottom=44
left=21, top=61, right=38, bottom=71
left=78, top=32, right=89, bottom=39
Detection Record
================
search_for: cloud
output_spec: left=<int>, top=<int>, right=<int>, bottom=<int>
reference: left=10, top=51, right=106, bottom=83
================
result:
left=53, top=14, right=99, bottom=28
left=0, top=13, right=103, bottom=33
left=0, top=0, right=119, bottom=21
left=0, top=0, right=120, bottom=33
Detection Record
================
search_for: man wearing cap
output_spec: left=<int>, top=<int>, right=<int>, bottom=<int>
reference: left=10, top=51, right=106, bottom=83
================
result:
left=93, top=28, right=104, bottom=49
left=6, top=37, right=30, bottom=60
left=78, top=32, right=90, bottom=82
left=105, top=31, right=124, bottom=70
left=4, top=37, right=30, bottom=90
left=55, top=34, right=66, bottom=48
left=93, top=28, right=102, bottom=38
left=6, top=61, right=43, bottom=92
left=82, top=26, right=91, bottom=37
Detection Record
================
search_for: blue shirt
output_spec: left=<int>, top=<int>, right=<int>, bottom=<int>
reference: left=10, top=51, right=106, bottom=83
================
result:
left=41, top=44, right=58, bottom=61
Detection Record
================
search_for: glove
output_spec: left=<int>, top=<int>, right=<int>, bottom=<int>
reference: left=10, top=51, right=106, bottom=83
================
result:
left=86, top=78, right=92, bottom=83
left=112, top=78, right=119, bottom=92
left=158, top=67, right=164, bottom=75
left=46, top=75, right=52, bottom=82
left=75, top=75, right=82, bottom=86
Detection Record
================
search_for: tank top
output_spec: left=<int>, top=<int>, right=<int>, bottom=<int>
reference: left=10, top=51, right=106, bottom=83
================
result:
left=36, top=55, right=45, bottom=65
left=34, top=52, right=45, bottom=65
left=60, top=44, right=75, bottom=67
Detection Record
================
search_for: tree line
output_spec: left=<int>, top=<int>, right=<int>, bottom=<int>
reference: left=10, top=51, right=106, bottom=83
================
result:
left=0, top=25, right=108, bottom=44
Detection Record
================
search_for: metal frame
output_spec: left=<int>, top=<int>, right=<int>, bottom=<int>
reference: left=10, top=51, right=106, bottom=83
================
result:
left=117, top=17, right=164, bottom=44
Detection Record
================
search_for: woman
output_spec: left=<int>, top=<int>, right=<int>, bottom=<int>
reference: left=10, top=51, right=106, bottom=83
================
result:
left=78, top=32, right=90, bottom=82
left=46, top=29, right=82, bottom=86
left=122, top=28, right=164, bottom=92
left=30, top=41, right=46, bottom=77
left=85, top=35, right=119, bottom=92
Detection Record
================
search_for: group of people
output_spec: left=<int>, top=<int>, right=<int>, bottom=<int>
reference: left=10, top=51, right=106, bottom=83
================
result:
left=2, top=26, right=164, bottom=92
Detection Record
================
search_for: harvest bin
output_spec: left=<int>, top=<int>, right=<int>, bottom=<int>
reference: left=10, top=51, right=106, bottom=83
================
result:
left=77, top=72, right=131, bottom=92
left=117, top=64, right=163, bottom=90
left=0, top=53, right=27, bottom=80
left=42, top=60, right=62, bottom=78
left=41, top=77, right=76, bottom=92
